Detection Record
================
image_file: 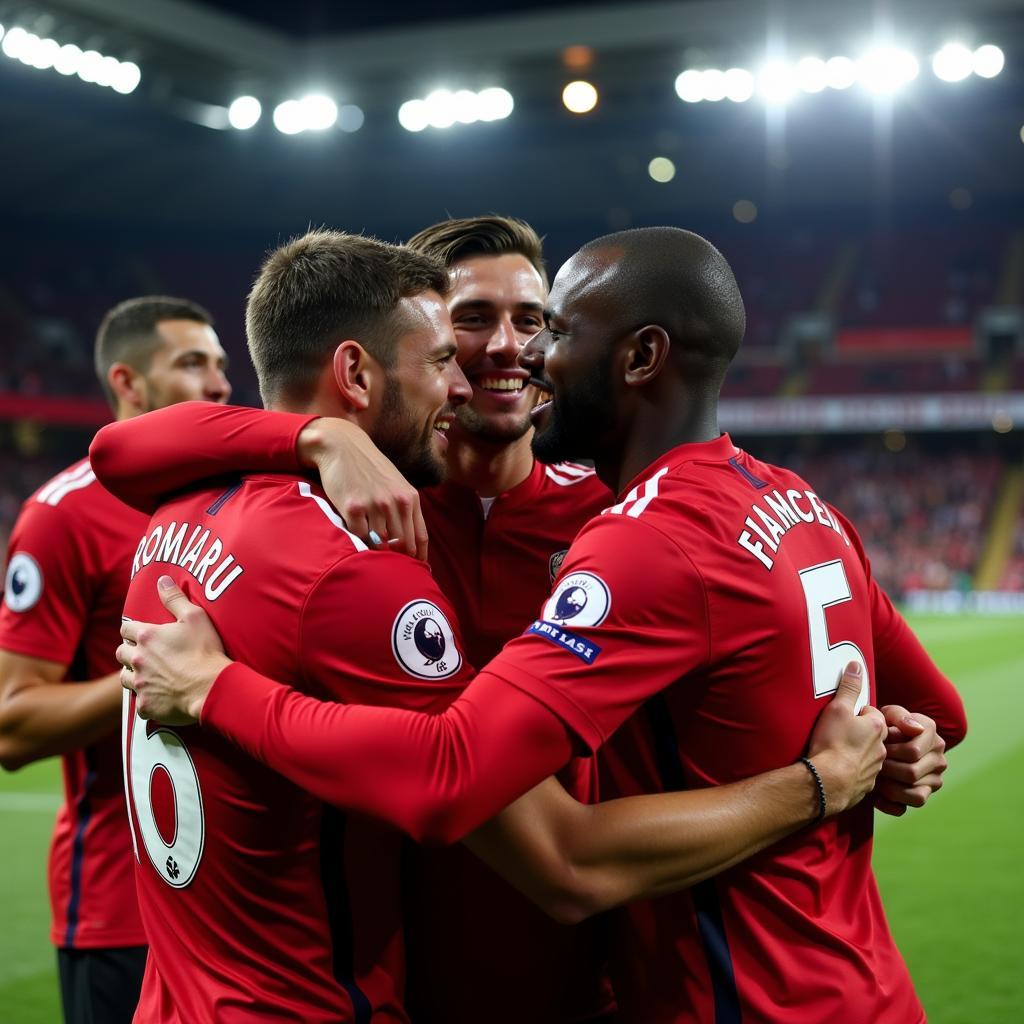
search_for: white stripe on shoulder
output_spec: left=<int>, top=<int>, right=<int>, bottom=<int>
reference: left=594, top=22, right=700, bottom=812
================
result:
left=545, top=464, right=597, bottom=487
left=552, top=462, right=594, bottom=478
left=297, top=482, right=369, bottom=551
left=36, top=460, right=94, bottom=505
left=603, top=466, right=668, bottom=519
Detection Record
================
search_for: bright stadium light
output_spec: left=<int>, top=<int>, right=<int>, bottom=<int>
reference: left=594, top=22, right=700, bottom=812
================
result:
left=424, top=89, right=457, bottom=128
left=273, top=99, right=304, bottom=134
left=1, top=26, right=24, bottom=58
left=77, top=49, right=104, bottom=83
left=398, top=99, right=429, bottom=132
left=648, top=156, right=676, bottom=182
left=825, top=55, right=857, bottom=90
left=973, top=44, right=1004, bottom=79
left=299, top=94, right=337, bottom=131
left=452, top=89, right=479, bottom=123
left=562, top=80, right=598, bottom=113
left=758, top=61, right=796, bottom=105
left=30, top=37, right=59, bottom=70
left=857, top=47, right=919, bottom=93
left=723, top=67, right=754, bottom=102
left=932, top=43, right=973, bottom=82
left=700, top=69, right=727, bottom=102
left=675, top=69, right=704, bottom=103
left=96, top=55, right=120, bottom=87
left=796, top=57, right=828, bottom=93
left=478, top=87, right=514, bottom=121
left=111, top=61, right=141, bottom=94
left=54, top=43, right=81, bottom=76
left=228, top=96, right=261, bottom=129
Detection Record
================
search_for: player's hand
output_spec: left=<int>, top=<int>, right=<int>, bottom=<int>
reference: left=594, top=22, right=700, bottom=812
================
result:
left=806, top=662, right=888, bottom=817
left=117, top=576, right=230, bottom=725
left=296, top=418, right=428, bottom=561
left=872, top=706, right=948, bottom=816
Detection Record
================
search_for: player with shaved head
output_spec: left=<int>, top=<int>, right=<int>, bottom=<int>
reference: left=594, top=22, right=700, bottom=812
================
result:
left=114, top=227, right=964, bottom=1023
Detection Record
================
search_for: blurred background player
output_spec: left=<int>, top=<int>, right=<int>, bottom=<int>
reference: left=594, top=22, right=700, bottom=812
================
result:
left=0, top=296, right=230, bottom=1024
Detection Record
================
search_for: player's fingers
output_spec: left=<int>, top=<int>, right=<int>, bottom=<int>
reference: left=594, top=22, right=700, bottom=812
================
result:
left=858, top=704, right=887, bottom=736
left=831, top=662, right=865, bottom=710
left=408, top=495, right=429, bottom=563
left=344, top=508, right=372, bottom=548
left=157, top=575, right=196, bottom=623
left=880, top=750, right=947, bottom=784
left=115, top=640, right=133, bottom=670
left=873, top=795, right=908, bottom=817
left=120, top=666, right=135, bottom=692
left=383, top=505, right=412, bottom=559
left=882, top=731, right=946, bottom=764
left=120, top=618, right=140, bottom=643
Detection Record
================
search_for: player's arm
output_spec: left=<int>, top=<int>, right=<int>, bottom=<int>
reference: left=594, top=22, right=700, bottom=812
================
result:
left=0, top=652, right=121, bottom=771
left=464, top=662, right=884, bottom=924
left=833, top=506, right=967, bottom=815
left=89, top=403, right=428, bottom=558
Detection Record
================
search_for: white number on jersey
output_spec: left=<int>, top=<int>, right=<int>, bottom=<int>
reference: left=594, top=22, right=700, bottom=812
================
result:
left=122, top=689, right=205, bottom=889
left=798, top=559, right=869, bottom=712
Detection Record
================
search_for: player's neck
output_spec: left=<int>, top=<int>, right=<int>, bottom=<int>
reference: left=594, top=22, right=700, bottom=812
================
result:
left=602, top=399, right=720, bottom=496
left=444, top=429, right=535, bottom=498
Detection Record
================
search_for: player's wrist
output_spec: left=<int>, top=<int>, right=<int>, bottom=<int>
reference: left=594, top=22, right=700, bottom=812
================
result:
left=188, top=654, right=232, bottom=721
left=295, top=419, right=328, bottom=469
left=805, top=748, right=849, bottom=817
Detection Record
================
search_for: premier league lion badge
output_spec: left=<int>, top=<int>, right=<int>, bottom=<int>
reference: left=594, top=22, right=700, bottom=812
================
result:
left=392, top=600, right=462, bottom=679
left=542, top=571, right=611, bottom=627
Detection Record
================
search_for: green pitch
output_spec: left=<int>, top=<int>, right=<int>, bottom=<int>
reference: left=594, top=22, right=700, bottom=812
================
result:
left=0, top=614, right=1020, bottom=1023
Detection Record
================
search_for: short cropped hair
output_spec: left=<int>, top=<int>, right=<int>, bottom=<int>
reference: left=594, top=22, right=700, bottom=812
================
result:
left=407, top=215, right=547, bottom=287
left=246, top=229, right=450, bottom=406
left=95, top=296, right=214, bottom=407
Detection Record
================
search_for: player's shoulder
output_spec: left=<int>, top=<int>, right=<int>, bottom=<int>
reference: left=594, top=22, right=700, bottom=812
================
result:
left=539, top=461, right=613, bottom=510
left=22, top=456, right=140, bottom=529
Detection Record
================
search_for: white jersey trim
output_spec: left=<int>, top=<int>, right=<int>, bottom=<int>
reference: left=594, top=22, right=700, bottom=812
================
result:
left=545, top=463, right=597, bottom=487
left=603, top=466, right=668, bottom=519
left=297, top=482, right=369, bottom=551
left=36, top=461, right=97, bottom=507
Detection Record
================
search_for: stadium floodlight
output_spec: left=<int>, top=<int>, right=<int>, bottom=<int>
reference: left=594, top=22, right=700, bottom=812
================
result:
left=77, top=49, right=104, bottom=84
left=1, top=26, right=24, bottom=58
left=932, top=43, right=973, bottom=82
left=299, top=94, right=337, bottom=131
left=111, top=61, right=141, bottom=94
left=30, top=36, right=59, bottom=70
left=273, top=99, right=305, bottom=134
left=228, top=96, right=261, bottom=130
left=452, top=89, right=480, bottom=124
left=758, top=61, right=796, bottom=104
left=478, top=87, right=514, bottom=121
left=338, top=104, right=364, bottom=132
left=973, top=44, right=1004, bottom=79
left=796, top=57, right=828, bottom=93
left=723, top=68, right=754, bottom=102
left=700, top=69, right=727, bottom=102
left=675, top=69, right=704, bottom=103
left=54, top=43, right=82, bottom=76
left=398, top=98, right=429, bottom=132
left=96, top=54, right=120, bottom=87
left=424, top=89, right=458, bottom=128
left=562, top=80, right=598, bottom=113
left=856, top=47, right=919, bottom=93
left=825, top=55, right=857, bottom=90
left=648, top=156, right=676, bottom=183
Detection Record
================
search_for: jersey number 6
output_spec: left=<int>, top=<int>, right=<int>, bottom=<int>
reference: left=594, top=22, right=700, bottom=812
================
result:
left=798, top=559, right=870, bottom=712
left=122, top=689, right=206, bottom=889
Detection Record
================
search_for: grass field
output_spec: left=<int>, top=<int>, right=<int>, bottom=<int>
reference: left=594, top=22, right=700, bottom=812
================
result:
left=0, top=613, right=1020, bottom=1023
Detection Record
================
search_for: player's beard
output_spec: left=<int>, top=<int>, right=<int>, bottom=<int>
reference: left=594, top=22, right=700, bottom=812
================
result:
left=453, top=398, right=533, bottom=445
left=531, top=352, right=613, bottom=465
left=374, top=373, right=448, bottom=489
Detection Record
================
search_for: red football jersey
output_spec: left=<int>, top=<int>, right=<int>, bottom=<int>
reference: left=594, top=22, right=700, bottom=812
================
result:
left=0, top=457, right=146, bottom=950
left=122, top=473, right=472, bottom=1023
left=409, top=460, right=615, bottom=1024
left=486, top=434, right=927, bottom=1024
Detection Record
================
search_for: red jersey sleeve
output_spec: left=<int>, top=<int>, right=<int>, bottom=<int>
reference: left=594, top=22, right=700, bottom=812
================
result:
left=0, top=500, right=92, bottom=666
left=298, top=551, right=473, bottom=713
left=89, top=402, right=314, bottom=513
left=482, top=513, right=711, bottom=752
left=831, top=506, right=967, bottom=748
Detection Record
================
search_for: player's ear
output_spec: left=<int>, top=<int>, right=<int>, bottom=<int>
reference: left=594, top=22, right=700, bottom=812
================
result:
left=107, top=362, right=147, bottom=413
left=623, top=324, right=670, bottom=387
left=332, top=340, right=377, bottom=412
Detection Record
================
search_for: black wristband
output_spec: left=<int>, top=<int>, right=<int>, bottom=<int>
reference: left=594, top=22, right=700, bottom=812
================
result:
left=799, top=756, right=827, bottom=823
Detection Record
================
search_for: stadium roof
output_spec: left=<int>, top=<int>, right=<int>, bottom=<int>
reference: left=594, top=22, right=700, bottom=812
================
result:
left=2, top=0, right=1024, bottom=237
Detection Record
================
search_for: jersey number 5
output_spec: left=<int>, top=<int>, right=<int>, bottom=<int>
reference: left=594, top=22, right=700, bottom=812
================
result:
left=122, top=689, right=205, bottom=889
left=798, top=559, right=869, bottom=712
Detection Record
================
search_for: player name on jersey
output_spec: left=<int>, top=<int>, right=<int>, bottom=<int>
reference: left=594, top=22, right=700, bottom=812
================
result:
left=738, top=487, right=850, bottom=570
left=131, top=521, right=243, bottom=600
